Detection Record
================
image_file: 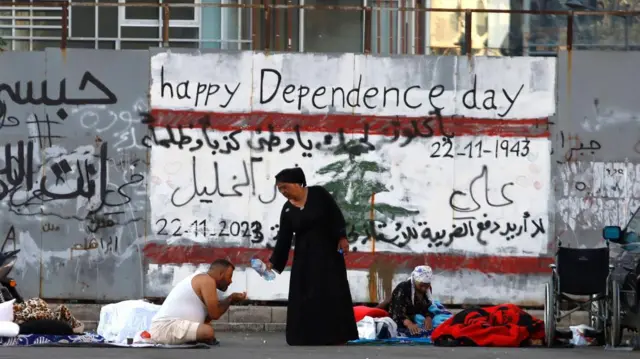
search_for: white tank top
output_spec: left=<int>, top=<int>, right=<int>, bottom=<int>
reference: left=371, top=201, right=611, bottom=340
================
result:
left=152, top=272, right=207, bottom=323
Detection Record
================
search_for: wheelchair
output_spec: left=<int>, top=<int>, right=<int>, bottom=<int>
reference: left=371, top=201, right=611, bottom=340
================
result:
left=544, top=246, right=622, bottom=347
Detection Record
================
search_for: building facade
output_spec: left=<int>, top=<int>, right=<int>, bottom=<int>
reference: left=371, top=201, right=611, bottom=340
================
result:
left=2, top=0, right=628, bottom=54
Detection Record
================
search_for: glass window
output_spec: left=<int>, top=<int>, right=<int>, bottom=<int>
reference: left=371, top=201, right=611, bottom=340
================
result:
left=125, top=0, right=159, bottom=21
left=164, top=0, right=196, bottom=21
left=303, top=0, right=363, bottom=53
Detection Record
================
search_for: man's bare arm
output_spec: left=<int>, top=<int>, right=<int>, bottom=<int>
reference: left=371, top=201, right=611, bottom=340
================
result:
left=216, top=296, right=233, bottom=317
left=199, top=277, right=232, bottom=320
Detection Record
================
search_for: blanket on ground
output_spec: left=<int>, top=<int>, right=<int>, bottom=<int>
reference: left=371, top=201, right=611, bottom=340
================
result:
left=349, top=337, right=433, bottom=346
left=349, top=300, right=453, bottom=345
left=431, top=304, right=544, bottom=347
left=14, top=298, right=84, bottom=333
left=0, top=333, right=105, bottom=346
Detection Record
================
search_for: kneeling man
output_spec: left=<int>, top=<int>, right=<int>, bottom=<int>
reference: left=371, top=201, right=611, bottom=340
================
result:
left=150, top=259, right=246, bottom=345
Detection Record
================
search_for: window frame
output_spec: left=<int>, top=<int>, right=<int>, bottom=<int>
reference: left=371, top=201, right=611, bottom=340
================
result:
left=117, top=0, right=201, bottom=27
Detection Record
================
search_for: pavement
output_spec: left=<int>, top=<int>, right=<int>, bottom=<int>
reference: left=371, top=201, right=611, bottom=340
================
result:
left=61, top=303, right=591, bottom=332
left=0, top=332, right=637, bottom=359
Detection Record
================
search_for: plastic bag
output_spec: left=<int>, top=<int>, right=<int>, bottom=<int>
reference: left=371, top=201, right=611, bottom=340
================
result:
left=356, top=316, right=377, bottom=340
left=97, top=300, right=161, bottom=344
left=569, top=324, right=596, bottom=346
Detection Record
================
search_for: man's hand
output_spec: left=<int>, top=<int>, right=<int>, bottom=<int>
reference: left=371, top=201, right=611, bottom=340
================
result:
left=424, top=316, right=433, bottom=331
left=338, top=238, right=349, bottom=254
left=230, top=292, right=247, bottom=304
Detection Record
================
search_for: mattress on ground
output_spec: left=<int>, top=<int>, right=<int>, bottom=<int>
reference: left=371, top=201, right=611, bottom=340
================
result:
left=0, top=333, right=105, bottom=346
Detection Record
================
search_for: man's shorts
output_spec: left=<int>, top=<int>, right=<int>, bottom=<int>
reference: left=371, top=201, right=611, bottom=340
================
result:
left=149, top=319, right=200, bottom=345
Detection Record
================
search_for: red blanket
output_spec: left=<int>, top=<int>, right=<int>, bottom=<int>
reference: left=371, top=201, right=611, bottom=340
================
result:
left=431, top=304, right=544, bottom=347
left=353, top=306, right=389, bottom=322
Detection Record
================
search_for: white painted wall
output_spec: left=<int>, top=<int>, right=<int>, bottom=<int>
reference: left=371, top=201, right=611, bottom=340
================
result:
left=150, top=52, right=555, bottom=119
left=147, top=51, right=556, bottom=303
left=146, top=263, right=547, bottom=305
left=557, top=161, right=640, bottom=232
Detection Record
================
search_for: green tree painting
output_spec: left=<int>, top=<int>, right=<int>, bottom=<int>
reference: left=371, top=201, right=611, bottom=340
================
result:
left=316, top=139, right=419, bottom=243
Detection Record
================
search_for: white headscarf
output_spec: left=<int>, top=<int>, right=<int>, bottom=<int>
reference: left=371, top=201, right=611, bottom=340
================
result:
left=410, top=265, right=433, bottom=304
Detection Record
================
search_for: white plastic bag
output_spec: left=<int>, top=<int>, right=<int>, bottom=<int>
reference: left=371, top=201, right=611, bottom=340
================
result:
left=356, top=316, right=398, bottom=340
left=97, top=300, right=160, bottom=344
left=374, top=317, right=398, bottom=338
left=357, top=316, right=377, bottom=340
left=569, top=324, right=596, bottom=346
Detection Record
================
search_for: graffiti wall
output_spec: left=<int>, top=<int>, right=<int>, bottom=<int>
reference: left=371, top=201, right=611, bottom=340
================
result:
left=554, top=51, right=640, bottom=251
left=8, top=48, right=630, bottom=305
left=0, top=49, right=150, bottom=300
left=142, top=50, right=555, bottom=304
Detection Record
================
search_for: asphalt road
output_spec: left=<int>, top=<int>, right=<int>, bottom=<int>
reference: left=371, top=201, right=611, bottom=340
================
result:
left=0, top=333, right=637, bottom=359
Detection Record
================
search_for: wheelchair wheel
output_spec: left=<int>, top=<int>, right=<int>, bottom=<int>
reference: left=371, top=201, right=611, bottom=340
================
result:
left=544, top=281, right=556, bottom=347
left=606, top=279, right=622, bottom=347
left=589, top=297, right=605, bottom=331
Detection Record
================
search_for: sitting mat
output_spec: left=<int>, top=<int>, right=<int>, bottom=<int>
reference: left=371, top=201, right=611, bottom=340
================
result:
left=31, top=342, right=212, bottom=349
left=0, top=333, right=105, bottom=346
left=348, top=337, right=433, bottom=345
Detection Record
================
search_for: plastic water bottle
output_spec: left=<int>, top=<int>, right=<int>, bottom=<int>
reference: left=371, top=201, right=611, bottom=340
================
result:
left=250, top=258, right=276, bottom=281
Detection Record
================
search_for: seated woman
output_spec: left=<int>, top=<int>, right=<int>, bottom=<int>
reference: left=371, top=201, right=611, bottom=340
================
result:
left=387, top=265, right=434, bottom=336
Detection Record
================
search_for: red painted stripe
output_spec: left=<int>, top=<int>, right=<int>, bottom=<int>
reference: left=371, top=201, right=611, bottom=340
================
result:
left=147, top=109, right=550, bottom=138
left=143, top=244, right=553, bottom=275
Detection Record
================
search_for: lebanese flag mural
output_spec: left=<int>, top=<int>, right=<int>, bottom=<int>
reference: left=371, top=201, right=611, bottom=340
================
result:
left=144, top=51, right=556, bottom=303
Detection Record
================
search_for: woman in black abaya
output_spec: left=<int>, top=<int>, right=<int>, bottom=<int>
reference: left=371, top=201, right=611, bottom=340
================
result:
left=267, top=167, right=359, bottom=346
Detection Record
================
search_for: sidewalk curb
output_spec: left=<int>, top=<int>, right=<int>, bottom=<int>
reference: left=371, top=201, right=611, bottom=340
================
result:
left=72, top=305, right=591, bottom=332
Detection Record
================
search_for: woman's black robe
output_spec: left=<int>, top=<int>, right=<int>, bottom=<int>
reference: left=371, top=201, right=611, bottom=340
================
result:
left=269, top=185, right=359, bottom=345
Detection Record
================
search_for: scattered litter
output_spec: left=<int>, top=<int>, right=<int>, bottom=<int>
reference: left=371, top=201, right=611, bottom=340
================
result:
left=569, top=325, right=596, bottom=346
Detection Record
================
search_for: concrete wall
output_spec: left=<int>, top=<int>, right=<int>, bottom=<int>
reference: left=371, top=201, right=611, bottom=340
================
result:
left=0, top=48, right=632, bottom=306
left=0, top=49, right=150, bottom=300
left=553, top=51, right=640, bottom=252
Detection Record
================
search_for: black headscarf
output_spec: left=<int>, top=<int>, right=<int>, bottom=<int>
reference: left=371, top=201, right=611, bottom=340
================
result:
left=275, top=167, right=307, bottom=187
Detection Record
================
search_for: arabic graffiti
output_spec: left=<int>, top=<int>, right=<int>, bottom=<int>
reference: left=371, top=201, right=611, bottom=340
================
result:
left=0, top=71, right=117, bottom=106
left=342, top=212, right=546, bottom=250
left=549, top=128, right=602, bottom=163
left=449, top=165, right=514, bottom=219
left=606, top=168, right=624, bottom=176
left=70, top=235, right=119, bottom=253
left=140, top=110, right=454, bottom=155
left=1, top=140, right=144, bottom=218
left=85, top=213, right=120, bottom=233
left=429, top=138, right=531, bottom=159
left=0, top=100, right=20, bottom=131
left=41, top=222, right=61, bottom=232
left=109, top=152, right=145, bottom=172
left=76, top=99, right=149, bottom=153
left=169, top=156, right=277, bottom=207
left=154, top=217, right=264, bottom=243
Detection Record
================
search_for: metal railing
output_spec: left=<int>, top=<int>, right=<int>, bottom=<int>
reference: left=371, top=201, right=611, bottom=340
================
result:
left=0, top=1, right=639, bottom=54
